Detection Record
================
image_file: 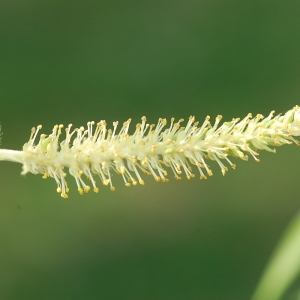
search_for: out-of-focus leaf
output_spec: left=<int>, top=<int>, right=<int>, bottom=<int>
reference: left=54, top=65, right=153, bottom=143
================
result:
left=252, top=210, right=300, bottom=300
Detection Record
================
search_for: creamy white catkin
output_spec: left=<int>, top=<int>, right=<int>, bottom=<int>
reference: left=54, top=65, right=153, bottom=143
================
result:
left=1, top=105, right=300, bottom=198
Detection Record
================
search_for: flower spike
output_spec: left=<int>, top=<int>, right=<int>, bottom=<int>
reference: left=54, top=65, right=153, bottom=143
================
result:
left=1, top=105, right=300, bottom=197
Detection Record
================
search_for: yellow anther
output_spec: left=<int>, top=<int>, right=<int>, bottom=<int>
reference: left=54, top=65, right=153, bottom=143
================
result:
left=42, top=172, right=49, bottom=179
left=84, top=186, right=90, bottom=193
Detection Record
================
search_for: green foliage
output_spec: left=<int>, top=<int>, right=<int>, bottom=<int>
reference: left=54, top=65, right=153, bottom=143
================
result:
left=252, top=211, right=300, bottom=300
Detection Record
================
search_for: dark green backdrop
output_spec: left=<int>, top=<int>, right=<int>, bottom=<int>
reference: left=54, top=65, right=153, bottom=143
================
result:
left=1, top=1, right=300, bottom=299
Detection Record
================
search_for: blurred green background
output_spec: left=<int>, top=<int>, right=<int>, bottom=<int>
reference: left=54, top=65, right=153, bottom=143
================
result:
left=1, top=1, right=300, bottom=299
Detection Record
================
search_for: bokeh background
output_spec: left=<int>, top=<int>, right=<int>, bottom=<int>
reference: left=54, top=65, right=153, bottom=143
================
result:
left=1, top=1, right=300, bottom=299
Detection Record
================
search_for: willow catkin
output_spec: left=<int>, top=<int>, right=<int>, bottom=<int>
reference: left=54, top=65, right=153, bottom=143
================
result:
left=0, top=106, right=300, bottom=198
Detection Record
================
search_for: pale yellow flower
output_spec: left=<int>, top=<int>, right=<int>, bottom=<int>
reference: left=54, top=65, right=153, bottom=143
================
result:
left=0, top=106, right=300, bottom=198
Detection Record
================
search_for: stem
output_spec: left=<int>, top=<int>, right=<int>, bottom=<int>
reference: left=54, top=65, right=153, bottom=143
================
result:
left=0, top=149, right=24, bottom=164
